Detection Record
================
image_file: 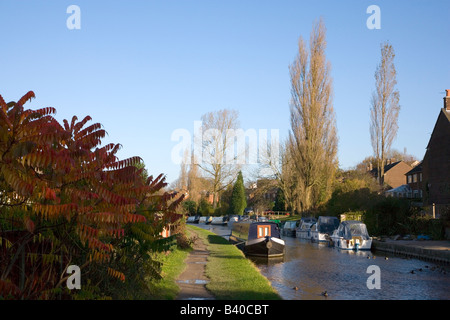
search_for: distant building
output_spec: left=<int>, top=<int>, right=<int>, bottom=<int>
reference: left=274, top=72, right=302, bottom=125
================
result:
left=369, top=160, right=412, bottom=189
left=405, top=162, right=423, bottom=199
left=421, top=90, right=450, bottom=207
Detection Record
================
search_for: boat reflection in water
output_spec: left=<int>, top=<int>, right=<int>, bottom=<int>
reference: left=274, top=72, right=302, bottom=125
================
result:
left=247, top=255, right=285, bottom=266
left=230, top=221, right=285, bottom=258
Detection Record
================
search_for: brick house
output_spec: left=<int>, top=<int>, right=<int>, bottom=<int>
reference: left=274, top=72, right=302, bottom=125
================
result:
left=421, top=90, right=450, bottom=207
left=370, top=160, right=412, bottom=189
left=405, top=162, right=423, bottom=199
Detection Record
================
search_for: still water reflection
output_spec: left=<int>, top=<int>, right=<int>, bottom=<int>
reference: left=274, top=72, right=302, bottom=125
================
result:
left=196, top=224, right=450, bottom=300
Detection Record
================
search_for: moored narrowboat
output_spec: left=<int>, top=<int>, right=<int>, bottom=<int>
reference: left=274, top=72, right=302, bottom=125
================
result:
left=230, top=221, right=285, bottom=257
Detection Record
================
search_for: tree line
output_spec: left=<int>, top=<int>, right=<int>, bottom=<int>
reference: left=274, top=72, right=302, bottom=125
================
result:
left=176, top=18, right=402, bottom=219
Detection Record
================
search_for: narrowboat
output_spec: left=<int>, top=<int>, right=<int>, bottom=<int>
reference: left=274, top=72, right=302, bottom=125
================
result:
left=198, top=216, right=212, bottom=224
left=230, top=221, right=285, bottom=257
left=211, top=216, right=228, bottom=226
left=186, top=216, right=197, bottom=223
left=330, top=220, right=372, bottom=250
left=310, top=216, right=339, bottom=242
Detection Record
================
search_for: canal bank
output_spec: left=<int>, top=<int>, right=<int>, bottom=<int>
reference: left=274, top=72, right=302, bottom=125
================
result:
left=175, top=228, right=215, bottom=300
left=177, top=225, right=282, bottom=300
left=372, top=239, right=450, bottom=264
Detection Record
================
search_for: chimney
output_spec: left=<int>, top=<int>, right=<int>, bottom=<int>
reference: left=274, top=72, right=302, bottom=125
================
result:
left=445, top=89, right=450, bottom=111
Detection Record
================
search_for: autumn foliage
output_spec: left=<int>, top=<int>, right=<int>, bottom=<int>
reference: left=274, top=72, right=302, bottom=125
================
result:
left=0, top=91, right=183, bottom=299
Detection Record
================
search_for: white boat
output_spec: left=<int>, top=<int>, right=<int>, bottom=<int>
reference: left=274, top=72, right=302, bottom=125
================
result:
left=199, top=216, right=212, bottom=224
left=211, top=216, right=227, bottom=225
left=186, top=216, right=196, bottom=223
left=310, top=216, right=339, bottom=242
left=227, top=215, right=239, bottom=228
left=295, top=217, right=317, bottom=239
left=282, top=220, right=299, bottom=237
left=330, top=220, right=372, bottom=250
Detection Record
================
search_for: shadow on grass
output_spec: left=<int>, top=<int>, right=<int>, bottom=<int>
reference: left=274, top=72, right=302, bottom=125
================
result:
left=207, top=234, right=231, bottom=245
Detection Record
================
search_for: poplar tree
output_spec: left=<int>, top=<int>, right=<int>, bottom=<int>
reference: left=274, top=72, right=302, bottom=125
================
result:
left=288, top=18, right=338, bottom=212
left=370, top=41, right=400, bottom=186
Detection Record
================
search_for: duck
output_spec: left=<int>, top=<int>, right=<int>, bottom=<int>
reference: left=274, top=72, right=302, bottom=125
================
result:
left=321, top=290, right=328, bottom=297
left=293, top=286, right=299, bottom=291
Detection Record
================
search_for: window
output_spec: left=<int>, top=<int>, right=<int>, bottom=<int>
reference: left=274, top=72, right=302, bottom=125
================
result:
left=407, top=175, right=412, bottom=183
left=413, top=174, right=417, bottom=183
left=419, top=173, right=422, bottom=182
left=257, top=225, right=271, bottom=238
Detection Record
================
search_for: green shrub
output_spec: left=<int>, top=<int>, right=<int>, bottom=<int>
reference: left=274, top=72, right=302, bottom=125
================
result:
left=365, top=197, right=412, bottom=236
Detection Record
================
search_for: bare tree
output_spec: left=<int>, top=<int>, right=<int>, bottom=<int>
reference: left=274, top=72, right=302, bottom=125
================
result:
left=186, top=153, right=208, bottom=203
left=257, top=139, right=299, bottom=213
left=288, top=18, right=338, bottom=212
left=370, top=41, right=400, bottom=186
left=195, top=109, right=242, bottom=208
left=174, top=149, right=189, bottom=190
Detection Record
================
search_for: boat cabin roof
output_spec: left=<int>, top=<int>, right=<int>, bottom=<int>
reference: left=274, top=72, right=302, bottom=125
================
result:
left=316, top=216, right=339, bottom=233
left=248, top=222, right=281, bottom=240
left=336, top=220, right=370, bottom=239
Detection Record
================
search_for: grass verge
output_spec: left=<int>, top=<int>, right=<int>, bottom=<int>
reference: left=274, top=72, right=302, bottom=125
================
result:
left=188, top=225, right=282, bottom=300
left=147, top=245, right=192, bottom=300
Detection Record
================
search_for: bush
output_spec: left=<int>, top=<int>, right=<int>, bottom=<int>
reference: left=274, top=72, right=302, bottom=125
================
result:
left=182, top=200, right=197, bottom=216
left=214, top=205, right=229, bottom=217
left=197, top=198, right=214, bottom=216
left=326, top=188, right=381, bottom=217
left=364, top=197, right=412, bottom=236
left=0, top=92, right=184, bottom=300
left=401, top=214, right=445, bottom=240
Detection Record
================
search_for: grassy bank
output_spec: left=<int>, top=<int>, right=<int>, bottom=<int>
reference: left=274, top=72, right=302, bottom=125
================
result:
left=147, top=244, right=192, bottom=300
left=188, top=225, right=282, bottom=300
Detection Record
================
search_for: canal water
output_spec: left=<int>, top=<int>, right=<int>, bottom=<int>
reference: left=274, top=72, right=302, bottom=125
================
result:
left=196, top=223, right=450, bottom=300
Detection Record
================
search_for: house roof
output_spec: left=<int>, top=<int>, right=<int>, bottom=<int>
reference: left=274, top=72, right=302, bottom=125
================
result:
left=426, top=108, right=450, bottom=149
left=405, top=161, right=422, bottom=175
left=385, top=184, right=411, bottom=194
left=369, top=160, right=402, bottom=176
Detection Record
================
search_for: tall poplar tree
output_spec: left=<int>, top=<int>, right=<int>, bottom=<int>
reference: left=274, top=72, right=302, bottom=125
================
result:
left=288, top=18, right=338, bottom=212
left=370, top=41, right=400, bottom=186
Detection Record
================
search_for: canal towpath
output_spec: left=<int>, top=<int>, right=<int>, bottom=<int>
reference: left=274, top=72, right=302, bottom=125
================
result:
left=175, top=228, right=215, bottom=300
left=372, top=238, right=450, bottom=264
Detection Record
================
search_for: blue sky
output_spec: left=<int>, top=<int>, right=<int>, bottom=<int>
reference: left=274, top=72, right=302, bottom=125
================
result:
left=1, top=0, right=449, bottom=184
